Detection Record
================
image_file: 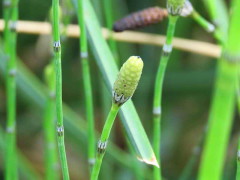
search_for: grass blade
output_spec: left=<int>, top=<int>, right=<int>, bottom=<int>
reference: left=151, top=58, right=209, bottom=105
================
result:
left=198, top=0, right=240, bottom=179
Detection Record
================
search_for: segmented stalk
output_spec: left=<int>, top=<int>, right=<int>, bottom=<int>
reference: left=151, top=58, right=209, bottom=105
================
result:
left=4, top=0, right=19, bottom=179
left=198, top=0, right=240, bottom=179
left=152, top=15, right=178, bottom=180
left=91, top=103, right=119, bottom=180
left=76, top=0, right=96, bottom=170
left=52, top=0, right=70, bottom=179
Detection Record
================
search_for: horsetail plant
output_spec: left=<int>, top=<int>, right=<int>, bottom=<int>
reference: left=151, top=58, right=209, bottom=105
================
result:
left=198, top=0, right=240, bottom=179
left=52, top=0, right=70, bottom=179
left=76, top=0, right=96, bottom=170
left=91, top=56, right=144, bottom=180
left=43, top=63, right=59, bottom=180
left=152, top=0, right=185, bottom=179
left=3, top=0, right=19, bottom=179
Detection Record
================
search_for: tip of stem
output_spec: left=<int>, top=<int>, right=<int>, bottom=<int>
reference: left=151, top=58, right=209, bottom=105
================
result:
left=137, top=156, right=160, bottom=168
left=207, top=24, right=215, bottom=33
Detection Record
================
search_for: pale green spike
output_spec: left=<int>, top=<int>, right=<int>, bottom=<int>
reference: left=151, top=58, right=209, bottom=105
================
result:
left=113, top=56, right=144, bottom=106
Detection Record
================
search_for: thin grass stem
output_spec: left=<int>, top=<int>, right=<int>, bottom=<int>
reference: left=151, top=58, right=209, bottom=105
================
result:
left=52, top=0, right=70, bottom=179
left=152, top=15, right=178, bottom=180
left=91, top=103, right=119, bottom=180
left=76, top=0, right=96, bottom=171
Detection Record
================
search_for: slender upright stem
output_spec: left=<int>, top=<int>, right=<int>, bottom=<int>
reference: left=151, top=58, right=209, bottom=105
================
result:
left=198, top=0, right=240, bottom=179
left=52, top=0, right=70, bottom=179
left=4, top=0, right=19, bottom=179
left=43, top=63, right=59, bottom=180
left=91, top=103, right=119, bottom=180
left=152, top=15, right=178, bottom=180
left=103, top=0, right=119, bottom=65
left=76, top=0, right=96, bottom=170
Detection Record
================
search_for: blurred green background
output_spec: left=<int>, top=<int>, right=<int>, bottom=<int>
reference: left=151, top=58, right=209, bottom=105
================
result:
left=0, top=0, right=239, bottom=179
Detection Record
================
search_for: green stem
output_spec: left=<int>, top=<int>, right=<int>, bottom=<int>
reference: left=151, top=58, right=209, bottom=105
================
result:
left=198, top=0, right=240, bottom=179
left=103, top=0, right=119, bottom=65
left=152, top=15, right=178, bottom=180
left=52, top=0, right=70, bottom=179
left=43, top=63, right=59, bottom=180
left=91, top=103, right=119, bottom=180
left=191, top=10, right=214, bottom=33
left=76, top=0, right=95, bottom=170
left=4, top=0, right=19, bottom=179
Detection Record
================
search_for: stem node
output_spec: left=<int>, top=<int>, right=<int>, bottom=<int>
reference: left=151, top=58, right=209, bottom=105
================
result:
left=53, top=41, right=61, bottom=52
left=97, top=140, right=108, bottom=154
left=56, top=126, right=64, bottom=136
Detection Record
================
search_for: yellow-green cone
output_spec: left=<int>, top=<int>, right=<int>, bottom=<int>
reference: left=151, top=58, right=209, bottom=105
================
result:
left=113, top=56, right=144, bottom=106
left=167, top=0, right=185, bottom=15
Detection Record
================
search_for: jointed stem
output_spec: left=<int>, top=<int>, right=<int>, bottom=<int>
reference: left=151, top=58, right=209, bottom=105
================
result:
left=152, top=15, right=178, bottom=180
left=76, top=0, right=95, bottom=170
left=4, top=0, right=19, bottom=179
left=52, top=0, right=69, bottom=179
left=91, top=103, right=119, bottom=180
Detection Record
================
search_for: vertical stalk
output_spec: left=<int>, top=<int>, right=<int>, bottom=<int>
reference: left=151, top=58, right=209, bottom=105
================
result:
left=43, top=63, right=59, bottom=180
left=91, top=103, right=120, bottom=180
left=198, top=0, right=240, bottom=179
left=52, top=0, right=70, bottom=179
left=152, top=15, right=178, bottom=180
left=4, top=0, right=19, bottom=179
left=103, top=0, right=119, bottom=65
left=76, top=0, right=95, bottom=170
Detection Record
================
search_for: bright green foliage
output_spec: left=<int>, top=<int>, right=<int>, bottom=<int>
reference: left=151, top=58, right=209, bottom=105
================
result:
left=113, top=56, right=143, bottom=105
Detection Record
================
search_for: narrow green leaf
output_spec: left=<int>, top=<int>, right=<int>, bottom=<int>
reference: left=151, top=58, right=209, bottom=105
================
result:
left=79, top=0, right=158, bottom=167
